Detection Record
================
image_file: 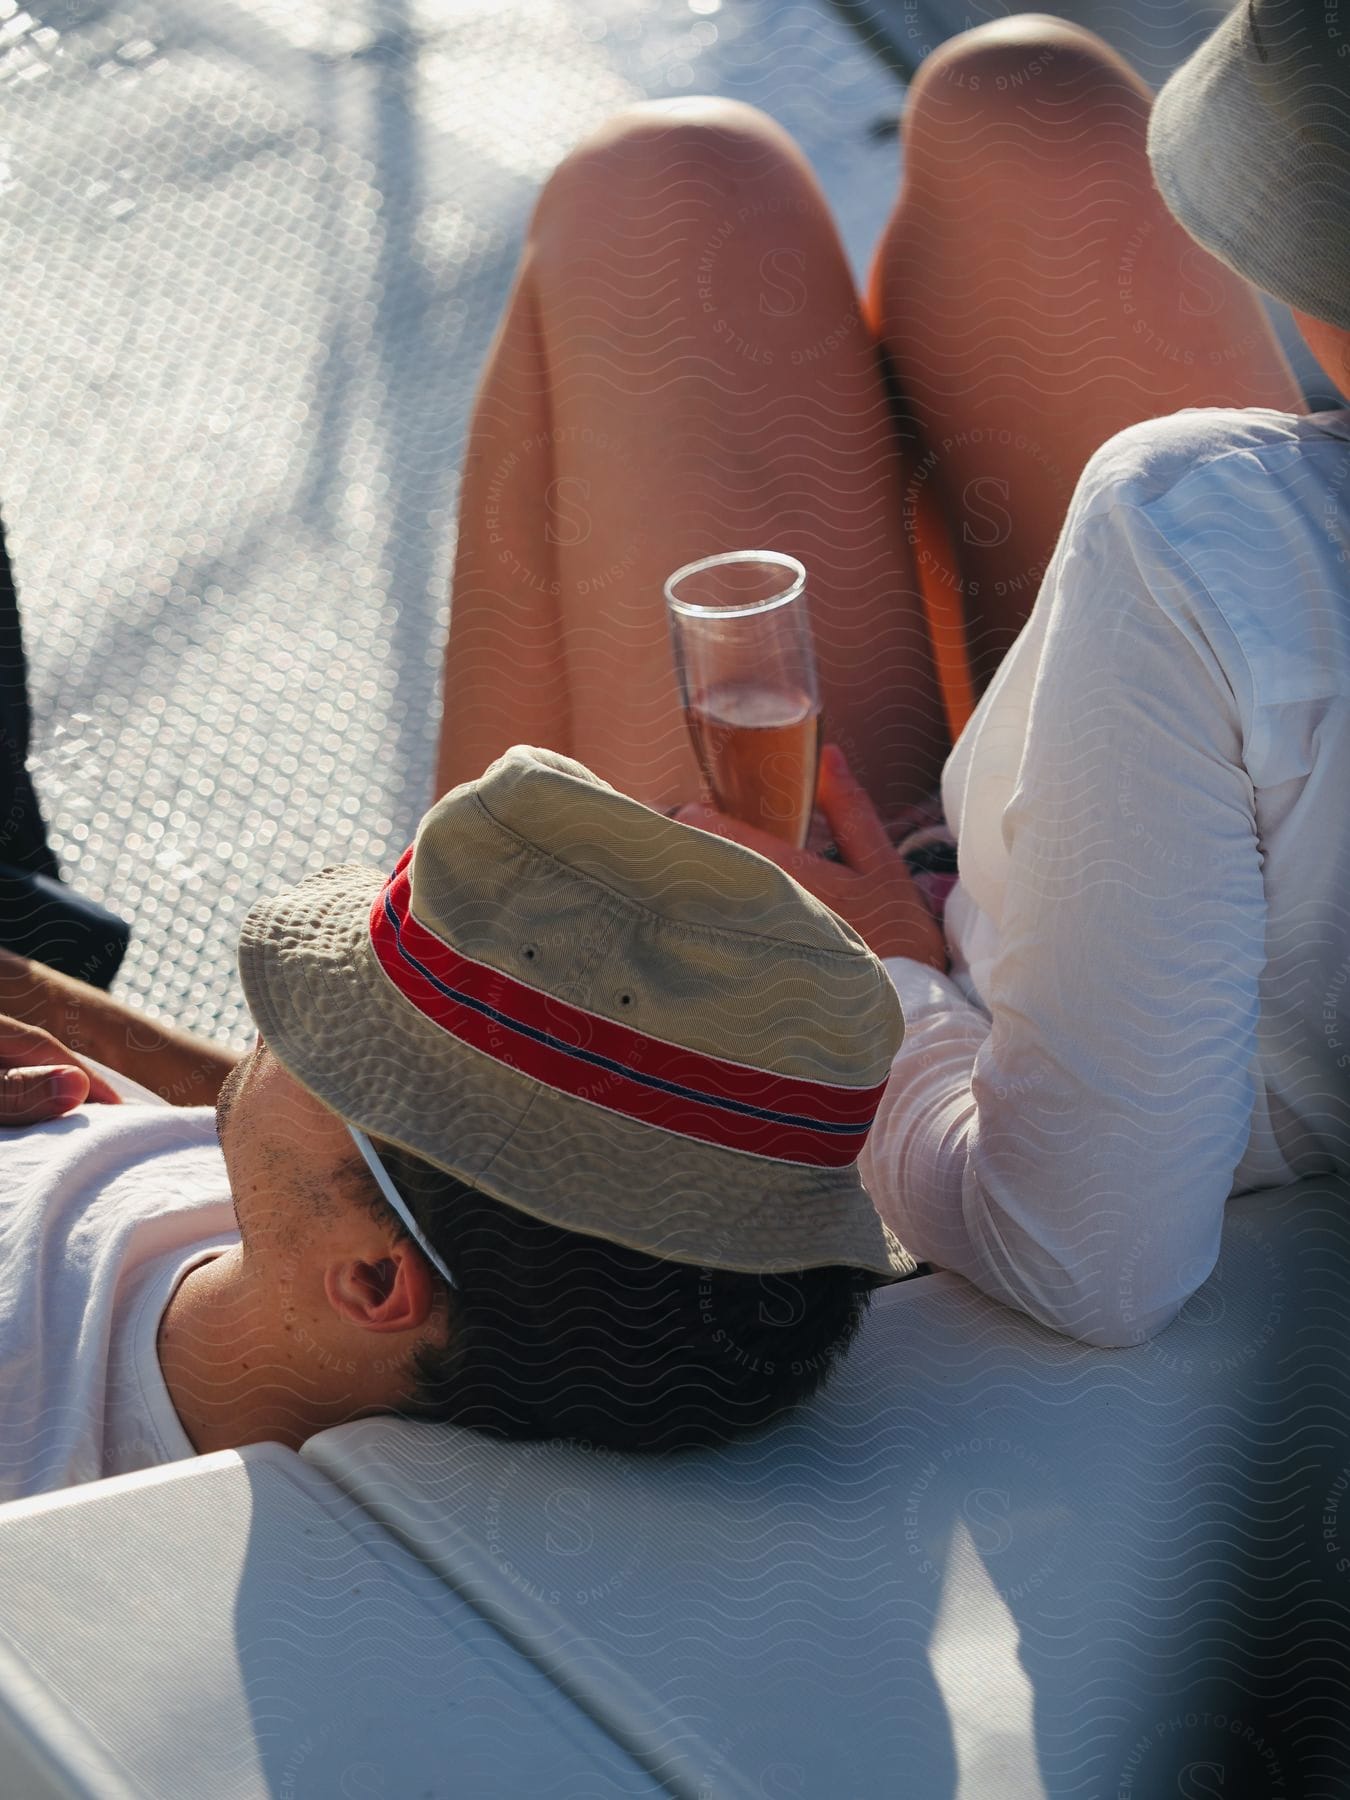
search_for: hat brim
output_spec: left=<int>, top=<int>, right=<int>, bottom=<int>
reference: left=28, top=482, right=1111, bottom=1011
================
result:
left=1147, top=6, right=1350, bottom=331
left=237, top=862, right=917, bottom=1279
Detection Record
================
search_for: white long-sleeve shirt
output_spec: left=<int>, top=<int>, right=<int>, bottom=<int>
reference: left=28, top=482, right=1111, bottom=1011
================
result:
left=861, top=405, right=1350, bottom=1347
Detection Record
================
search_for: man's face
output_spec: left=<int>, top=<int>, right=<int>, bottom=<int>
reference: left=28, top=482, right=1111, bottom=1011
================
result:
left=186, top=1031, right=451, bottom=1448
left=215, top=1033, right=368, bottom=1254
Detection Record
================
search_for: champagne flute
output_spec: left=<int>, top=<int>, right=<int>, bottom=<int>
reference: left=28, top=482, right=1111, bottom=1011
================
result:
left=664, top=551, right=823, bottom=849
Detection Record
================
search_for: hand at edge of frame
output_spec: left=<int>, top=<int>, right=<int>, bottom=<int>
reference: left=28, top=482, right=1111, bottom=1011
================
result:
left=0, top=1013, right=123, bottom=1127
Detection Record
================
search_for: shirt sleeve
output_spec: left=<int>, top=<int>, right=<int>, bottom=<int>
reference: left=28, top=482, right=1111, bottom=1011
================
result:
left=859, top=496, right=1268, bottom=1347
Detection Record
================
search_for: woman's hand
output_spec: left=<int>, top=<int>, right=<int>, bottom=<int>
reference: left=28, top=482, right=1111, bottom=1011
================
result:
left=0, top=1013, right=123, bottom=1127
left=674, top=745, right=950, bottom=967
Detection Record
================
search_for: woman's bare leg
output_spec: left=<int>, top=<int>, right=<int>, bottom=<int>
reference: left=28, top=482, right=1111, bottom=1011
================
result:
left=867, top=14, right=1305, bottom=692
left=436, top=100, right=950, bottom=825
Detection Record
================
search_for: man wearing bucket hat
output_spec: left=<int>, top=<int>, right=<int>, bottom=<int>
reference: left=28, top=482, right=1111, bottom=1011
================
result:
left=0, top=744, right=917, bottom=1500
left=681, top=0, right=1350, bottom=1348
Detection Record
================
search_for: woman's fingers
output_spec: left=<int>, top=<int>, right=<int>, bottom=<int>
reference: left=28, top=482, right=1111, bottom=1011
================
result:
left=816, top=746, right=895, bottom=873
left=0, top=1064, right=90, bottom=1127
left=673, top=795, right=946, bottom=960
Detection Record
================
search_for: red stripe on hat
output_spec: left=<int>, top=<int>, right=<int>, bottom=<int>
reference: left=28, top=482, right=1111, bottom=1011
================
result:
left=366, top=855, right=886, bottom=1168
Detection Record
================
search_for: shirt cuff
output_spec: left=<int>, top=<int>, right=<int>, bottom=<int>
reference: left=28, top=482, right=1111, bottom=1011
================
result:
left=880, top=956, right=977, bottom=1026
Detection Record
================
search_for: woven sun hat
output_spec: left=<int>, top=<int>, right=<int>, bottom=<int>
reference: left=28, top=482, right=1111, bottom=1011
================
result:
left=1146, top=0, right=1350, bottom=330
left=237, top=744, right=914, bottom=1278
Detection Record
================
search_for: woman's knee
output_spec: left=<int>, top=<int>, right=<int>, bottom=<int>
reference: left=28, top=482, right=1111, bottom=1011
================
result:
left=895, top=13, right=1155, bottom=206
left=528, top=96, right=824, bottom=257
left=907, top=14, right=1150, bottom=129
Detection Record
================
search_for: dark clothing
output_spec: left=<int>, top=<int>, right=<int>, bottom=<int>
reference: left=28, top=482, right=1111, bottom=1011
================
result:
left=0, top=509, right=60, bottom=881
left=0, top=510, right=128, bottom=987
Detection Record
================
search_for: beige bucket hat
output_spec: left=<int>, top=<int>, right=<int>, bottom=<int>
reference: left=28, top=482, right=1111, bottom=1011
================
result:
left=1147, top=0, right=1350, bottom=330
left=237, top=745, right=915, bottom=1278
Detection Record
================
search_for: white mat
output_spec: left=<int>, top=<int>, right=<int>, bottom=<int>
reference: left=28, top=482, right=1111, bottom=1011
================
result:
left=302, top=1174, right=1350, bottom=1799
left=0, top=0, right=898, bottom=1044
left=0, top=1443, right=665, bottom=1797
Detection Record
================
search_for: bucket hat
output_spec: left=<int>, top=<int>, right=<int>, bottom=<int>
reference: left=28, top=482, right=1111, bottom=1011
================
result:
left=237, top=745, right=915, bottom=1278
left=1147, top=0, right=1350, bottom=330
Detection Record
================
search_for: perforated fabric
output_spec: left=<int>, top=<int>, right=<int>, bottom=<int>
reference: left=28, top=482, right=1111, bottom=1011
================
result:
left=0, top=0, right=898, bottom=1048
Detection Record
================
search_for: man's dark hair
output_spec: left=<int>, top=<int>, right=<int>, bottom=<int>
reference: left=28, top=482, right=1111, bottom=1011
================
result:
left=362, top=1137, right=889, bottom=1454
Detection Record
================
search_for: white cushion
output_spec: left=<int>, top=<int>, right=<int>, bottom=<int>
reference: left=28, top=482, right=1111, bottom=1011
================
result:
left=301, top=1174, right=1350, bottom=1798
left=0, top=1444, right=661, bottom=1798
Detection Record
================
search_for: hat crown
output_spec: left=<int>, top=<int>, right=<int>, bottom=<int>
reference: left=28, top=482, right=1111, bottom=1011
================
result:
left=407, top=745, right=902, bottom=1087
left=429, top=744, right=862, bottom=945
left=1147, top=0, right=1350, bottom=330
left=1241, top=0, right=1350, bottom=119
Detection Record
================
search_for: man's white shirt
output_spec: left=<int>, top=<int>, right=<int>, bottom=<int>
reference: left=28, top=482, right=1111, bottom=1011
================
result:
left=864, top=406, right=1350, bottom=1347
left=0, top=1064, right=234, bottom=1503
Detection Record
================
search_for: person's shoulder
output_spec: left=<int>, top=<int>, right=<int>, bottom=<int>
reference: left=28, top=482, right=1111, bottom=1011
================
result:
left=1073, top=405, right=1348, bottom=520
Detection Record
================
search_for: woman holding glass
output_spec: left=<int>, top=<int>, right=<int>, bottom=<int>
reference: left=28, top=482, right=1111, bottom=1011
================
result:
left=435, top=11, right=1350, bottom=1347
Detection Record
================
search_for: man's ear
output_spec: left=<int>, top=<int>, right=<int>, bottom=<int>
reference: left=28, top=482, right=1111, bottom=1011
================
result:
left=324, top=1242, right=442, bottom=1336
